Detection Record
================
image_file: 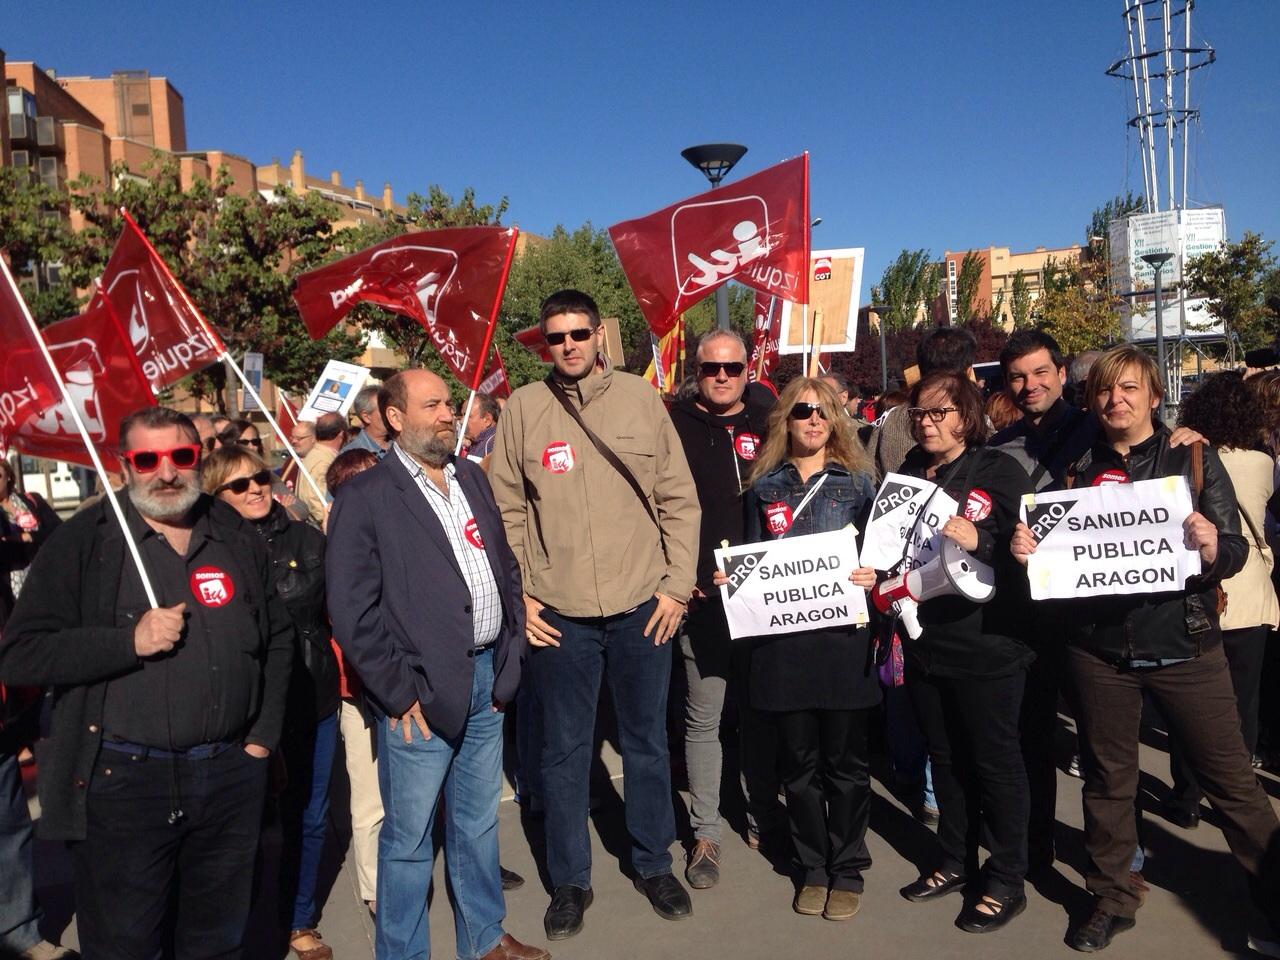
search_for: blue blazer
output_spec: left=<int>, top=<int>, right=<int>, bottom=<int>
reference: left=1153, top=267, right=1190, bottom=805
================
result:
left=325, top=449, right=525, bottom=739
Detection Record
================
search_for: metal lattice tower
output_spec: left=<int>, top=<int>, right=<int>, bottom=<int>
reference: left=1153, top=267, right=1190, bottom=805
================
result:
left=1106, top=0, right=1214, bottom=214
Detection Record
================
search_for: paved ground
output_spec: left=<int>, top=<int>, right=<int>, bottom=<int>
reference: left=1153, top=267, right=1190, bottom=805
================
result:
left=25, top=720, right=1280, bottom=959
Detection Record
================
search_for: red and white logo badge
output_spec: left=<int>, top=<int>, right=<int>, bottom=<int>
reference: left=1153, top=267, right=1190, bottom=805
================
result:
left=813, top=257, right=833, bottom=282
left=963, top=489, right=993, bottom=522
left=541, top=441, right=575, bottom=474
left=673, top=198, right=772, bottom=307
left=1093, top=469, right=1130, bottom=486
left=765, top=501, right=793, bottom=535
left=734, top=431, right=760, bottom=461
left=13, top=511, right=37, bottom=531
left=463, top=517, right=485, bottom=549
left=190, top=566, right=235, bottom=608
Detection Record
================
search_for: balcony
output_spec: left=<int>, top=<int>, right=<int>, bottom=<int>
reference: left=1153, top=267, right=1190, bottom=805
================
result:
left=8, top=113, right=34, bottom=144
left=35, top=116, right=64, bottom=154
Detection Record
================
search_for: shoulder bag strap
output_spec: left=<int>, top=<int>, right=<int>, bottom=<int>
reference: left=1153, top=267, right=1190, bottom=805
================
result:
left=545, top=378, right=659, bottom=528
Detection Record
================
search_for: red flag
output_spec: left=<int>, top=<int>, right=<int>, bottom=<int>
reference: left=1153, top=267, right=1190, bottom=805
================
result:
left=7, top=292, right=155, bottom=472
left=0, top=262, right=60, bottom=454
left=514, top=325, right=551, bottom=362
left=749, top=292, right=783, bottom=383
left=100, top=214, right=225, bottom=393
left=608, top=154, right=810, bottom=337
left=277, top=390, right=300, bottom=433
left=292, top=227, right=519, bottom=390
left=477, top=346, right=511, bottom=399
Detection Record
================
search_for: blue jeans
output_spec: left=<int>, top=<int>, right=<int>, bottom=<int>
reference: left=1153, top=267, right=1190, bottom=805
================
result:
left=0, top=746, right=42, bottom=955
left=533, top=597, right=675, bottom=888
left=280, top=710, right=338, bottom=931
left=375, top=648, right=505, bottom=960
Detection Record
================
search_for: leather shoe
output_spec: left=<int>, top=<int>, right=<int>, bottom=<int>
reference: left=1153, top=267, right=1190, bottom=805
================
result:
left=543, top=886, right=592, bottom=941
left=1162, top=802, right=1200, bottom=830
left=685, top=839, right=721, bottom=889
left=901, top=871, right=967, bottom=902
left=634, top=872, right=693, bottom=921
left=501, top=866, right=525, bottom=891
left=479, top=933, right=550, bottom=960
left=1071, top=909, right=1135, bottom=952
left=958, top=892, right=1026, bottom=933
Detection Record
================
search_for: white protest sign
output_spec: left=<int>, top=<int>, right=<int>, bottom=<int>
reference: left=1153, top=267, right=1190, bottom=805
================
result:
left=298, top=359, right=369, bottom=423
left=715, top=527, right=868, bottom=640
left=1020, top=476, right=1200, bottom=600
left=861, top=472, right=959, bottom=572
left=241, top=351, right=263, bottom=411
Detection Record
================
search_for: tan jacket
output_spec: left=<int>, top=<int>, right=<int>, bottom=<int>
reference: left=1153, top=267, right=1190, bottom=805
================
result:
left=298, top=444, right=337, bottom=523
left=1219, top=447, right=1279, bottom=631
left=489, top=365, right=700, bottom=618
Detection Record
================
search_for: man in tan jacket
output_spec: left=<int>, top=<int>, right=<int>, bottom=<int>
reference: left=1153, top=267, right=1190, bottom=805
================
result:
left=490, top=289, right=700, bottom=941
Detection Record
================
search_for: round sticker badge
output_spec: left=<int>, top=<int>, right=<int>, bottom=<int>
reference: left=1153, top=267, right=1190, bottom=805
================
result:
left=190, top=566, right=235, bottom=608
left=765, top=501, right=793, bottom=535
left=734, top=431, right=760, bottom=461
left=541, top=442, right=575, bottom=474
left=463, top=518, right=485, bottom=549
left=1093, top=469, right=1130, bottom=486
left=13, top=511, right=37, bottom=532
left=963, top=489, right=993, bottom=522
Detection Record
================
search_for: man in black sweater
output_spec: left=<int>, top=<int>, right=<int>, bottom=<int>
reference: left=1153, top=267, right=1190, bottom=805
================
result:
left=0, top=406, right=294, bottom=960
left=669, top=329, right=777, bottom=889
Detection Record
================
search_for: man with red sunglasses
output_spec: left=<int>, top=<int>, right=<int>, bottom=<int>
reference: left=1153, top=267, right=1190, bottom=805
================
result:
left=0, top=405, right=294, bottom=960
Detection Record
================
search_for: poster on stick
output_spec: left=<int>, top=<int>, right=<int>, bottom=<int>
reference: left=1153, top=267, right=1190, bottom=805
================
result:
left=861, top=473, right=959, bottom=572
left=1020, top=476, right=1201, bottom=600
left=298, top=360, right=369, bottom=422
left=778, top=248, right=865, bottom=354
left=714, top=527, right=867, bottom=640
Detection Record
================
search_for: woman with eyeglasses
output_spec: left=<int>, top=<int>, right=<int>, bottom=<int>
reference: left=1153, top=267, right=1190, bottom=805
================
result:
left=716, top=377, right=880, bottom=922
left=891, top=370, right=1033, bottom=934
left=202, top=447, right=340, bottom=960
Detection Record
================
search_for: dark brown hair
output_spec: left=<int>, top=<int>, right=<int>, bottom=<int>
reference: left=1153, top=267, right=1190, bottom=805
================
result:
left=909, top=371, right=986, bottom=446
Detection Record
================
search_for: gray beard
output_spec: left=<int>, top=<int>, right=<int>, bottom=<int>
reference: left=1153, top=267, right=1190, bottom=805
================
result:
left=399, top=427, right=452, bottom=468
left=127, top=476, right=202, bottom=522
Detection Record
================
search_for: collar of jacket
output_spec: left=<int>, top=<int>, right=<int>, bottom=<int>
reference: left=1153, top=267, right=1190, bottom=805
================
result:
left=252, top=501, right=293, bottom=538
left=762, top=459, right=853, bottom=484
left=1093, top=421, right=1168, bottom=465
left=550, top=358, right=613, bottom=409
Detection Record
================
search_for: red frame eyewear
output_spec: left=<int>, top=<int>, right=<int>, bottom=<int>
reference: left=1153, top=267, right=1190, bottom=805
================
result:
left=121, top=445, right=202, bottom=473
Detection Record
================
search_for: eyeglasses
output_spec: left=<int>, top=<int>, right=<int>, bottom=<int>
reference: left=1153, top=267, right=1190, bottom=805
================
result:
left=699, top=361, right=746, bottom=379
left=290, top=434, right=314, bottom=445
left=788, top=402, right=828, bottom=421
left=121, top=445, right=201, bottom=474
left=907, top=406, right=959, bottom=423
left=238, top=437, right=264, bottom=451
left=545, top=328, right=595, bottom=347
left=216, top=469, right=273, bottom=495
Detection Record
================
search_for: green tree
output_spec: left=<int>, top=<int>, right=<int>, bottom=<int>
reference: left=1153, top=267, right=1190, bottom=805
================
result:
left=1033, top=256, right=1123, bottom=353
left=875, top=249, right=942, bottom=331
left=0, top=166, right=83, bottom=324
left=954, top=250, right=985, bottom=326
left=1184, top=232, right=1278, bottom=350
left=1009, top=270, right=1033, bottom=328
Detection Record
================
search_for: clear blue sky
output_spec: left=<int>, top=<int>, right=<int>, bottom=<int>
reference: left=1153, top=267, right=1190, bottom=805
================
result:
left=10, top=1, right=1279, bottom=287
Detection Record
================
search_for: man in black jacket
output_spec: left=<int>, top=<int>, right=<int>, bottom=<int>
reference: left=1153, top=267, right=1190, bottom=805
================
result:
left=1013, top=346, right=1280, bottom=953
left=669, top=329, right=776, bottom=889
left=0, top=406, right=295, bottom=960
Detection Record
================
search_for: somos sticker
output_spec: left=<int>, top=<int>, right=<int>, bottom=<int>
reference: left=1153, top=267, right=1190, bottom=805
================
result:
left=765, top=501, right=793, bottom=535
left=190, top=566, right=235, bottom=608
left=1092, top=469, right=1130, bottom=486
left=463, top=518, right=485, bottom=549
left=963, top=489, right=993, bottom=522
left=734, top=431, right=760, bottom=461
left=542, top=442, right=575, bottom=474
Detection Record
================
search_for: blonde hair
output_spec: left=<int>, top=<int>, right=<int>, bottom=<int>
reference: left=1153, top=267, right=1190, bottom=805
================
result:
left=745, top=377, right=874, bottom=488
left=202, top=446, right=270, bottom=494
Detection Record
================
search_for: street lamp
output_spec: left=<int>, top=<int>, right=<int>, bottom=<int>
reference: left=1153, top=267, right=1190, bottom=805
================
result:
left=1141, top=251, right=1175, bottom=422
left=682, top=143, right=748, bottom=330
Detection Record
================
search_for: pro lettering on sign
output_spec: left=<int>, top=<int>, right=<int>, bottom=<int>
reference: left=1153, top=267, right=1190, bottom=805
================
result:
left=861, top=472, right=959, bottom=572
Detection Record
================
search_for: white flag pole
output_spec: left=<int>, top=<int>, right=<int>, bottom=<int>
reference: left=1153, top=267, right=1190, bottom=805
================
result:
left=0, top=255, right=159, bottom=608
left=454, top=389, right=477, bottom=457
left=650, top=332, right=665, bottom=391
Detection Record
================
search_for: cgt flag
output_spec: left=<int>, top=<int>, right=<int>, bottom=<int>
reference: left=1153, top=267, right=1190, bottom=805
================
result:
left=7, top=291, right=155, bottom=472
left=608, top=154, right=810, bottom=337
left=292, top=227, right=519, bottom=390
left=100, top=214, right=225, bottom=393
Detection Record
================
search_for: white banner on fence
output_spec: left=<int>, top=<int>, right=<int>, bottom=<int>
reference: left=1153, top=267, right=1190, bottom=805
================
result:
left=860, top=472, right=959, bottom=572
left=297, top=360, right=369, bottom=422
left=715, top=527, right=868, bottom=640
left=1020, top=476, right=1200, bottom=600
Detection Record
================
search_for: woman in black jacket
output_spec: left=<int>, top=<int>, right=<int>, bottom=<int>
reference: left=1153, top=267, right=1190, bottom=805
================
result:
left=890, top=370, right=1033, bottom=934
left=1013, top=345, right=1280, bottom=953
left=204, top=448, right=339, bottom=960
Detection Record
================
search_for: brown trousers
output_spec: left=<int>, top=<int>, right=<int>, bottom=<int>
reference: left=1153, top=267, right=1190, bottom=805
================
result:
left=1068, top=642, right=1280, bottom=923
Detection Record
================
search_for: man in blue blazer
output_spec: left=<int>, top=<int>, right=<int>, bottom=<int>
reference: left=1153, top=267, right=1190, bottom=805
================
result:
left=327, top=368, right=546, bottom=960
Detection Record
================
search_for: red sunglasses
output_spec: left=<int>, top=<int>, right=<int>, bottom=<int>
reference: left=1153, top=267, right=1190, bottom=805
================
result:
left=121, top=445, right=201, bottom=474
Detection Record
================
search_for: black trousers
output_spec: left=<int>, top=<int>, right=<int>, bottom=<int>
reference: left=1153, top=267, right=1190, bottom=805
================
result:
left=1168, top=625, right=1268, bottom=813
left=773, top=708, right=872, bottom=892
left=69, top=744, right=268, bottom=960
left=1069, top=643, right=1280, bottom=924
left=907, top=666, right=1030, bottom=897
left=1020, top=637, right=1077, bottom=870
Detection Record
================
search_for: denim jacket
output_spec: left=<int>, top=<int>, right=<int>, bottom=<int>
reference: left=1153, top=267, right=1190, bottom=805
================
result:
left=746, top=461, right=875, bottom=542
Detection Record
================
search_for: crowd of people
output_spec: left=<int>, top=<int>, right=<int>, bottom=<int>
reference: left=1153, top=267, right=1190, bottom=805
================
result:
left=1, top=290, right=1280, bottom=959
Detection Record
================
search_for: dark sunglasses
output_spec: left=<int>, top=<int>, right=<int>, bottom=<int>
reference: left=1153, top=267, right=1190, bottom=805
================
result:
left=545, top=327, right=595, bottom=346
left=237, top=437, right=264, bottom=451
left=122, top=445, right=201, bottom=473
left=699, top=361, right=746, bottom=378
left=788, top=402, right=828, bottom=421
left=907, top=406, right=959, bottom=423
left=216, top=469, right=273, bottom=495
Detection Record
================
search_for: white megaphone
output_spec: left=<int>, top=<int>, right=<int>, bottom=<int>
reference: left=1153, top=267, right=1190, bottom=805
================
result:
left=872, top=538, right=997, bottom=640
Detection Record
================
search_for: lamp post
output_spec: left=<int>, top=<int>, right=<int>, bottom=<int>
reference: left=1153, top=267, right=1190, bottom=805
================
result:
left=870, top=300, right=891, bottom=394
left=681, top=143, right=748, bottom=331
left=1141, top=251, right=1175, bottom=422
